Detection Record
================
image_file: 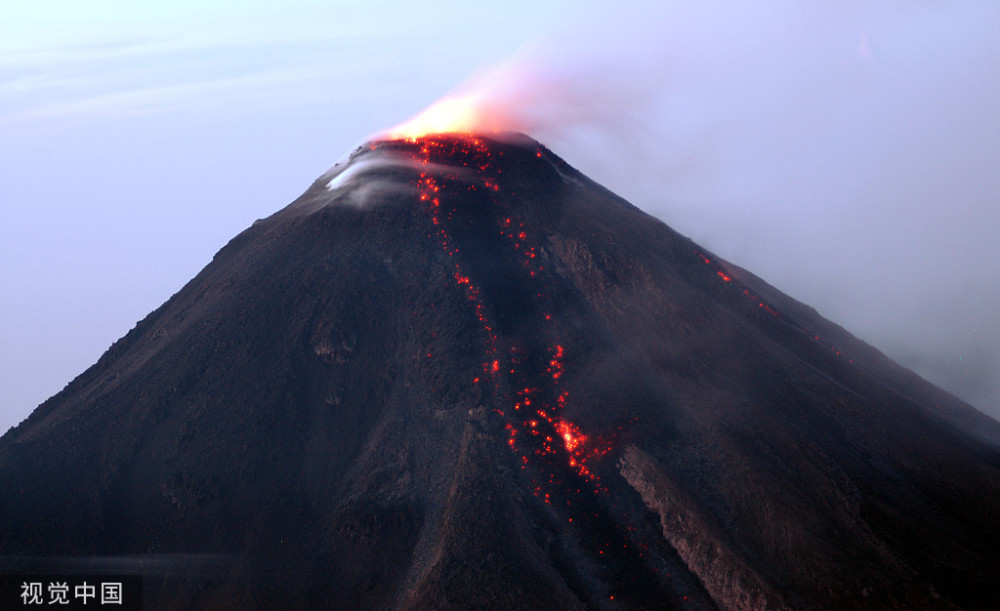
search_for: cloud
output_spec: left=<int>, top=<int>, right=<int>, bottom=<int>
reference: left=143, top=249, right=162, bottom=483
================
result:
left=1, top=35, right=409, bottom=122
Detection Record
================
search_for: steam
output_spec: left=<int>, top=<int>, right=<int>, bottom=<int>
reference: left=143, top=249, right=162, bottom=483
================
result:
left=391, top=0, right=1000, bottom=416
left=322, top=146, right=478, bottom=208
left=385, top=35, right=666, bottom=142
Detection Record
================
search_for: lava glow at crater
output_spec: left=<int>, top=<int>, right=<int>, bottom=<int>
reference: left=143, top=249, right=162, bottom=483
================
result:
left=382, top=58, right=529, bottom=140
left=386, top=94, right=500, bottom=140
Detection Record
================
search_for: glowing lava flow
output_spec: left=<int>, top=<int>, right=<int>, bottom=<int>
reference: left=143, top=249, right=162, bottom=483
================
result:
left=390, top=135, right=694, bottom=603
left=401, top=134, right=611, bottom=494
left=695, top=248, right=854, bottom=363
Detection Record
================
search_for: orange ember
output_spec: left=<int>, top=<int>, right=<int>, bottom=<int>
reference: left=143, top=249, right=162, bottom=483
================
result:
left=402, top=133, right=612, bottom=501
left=555, top=420, right=587, bottom=453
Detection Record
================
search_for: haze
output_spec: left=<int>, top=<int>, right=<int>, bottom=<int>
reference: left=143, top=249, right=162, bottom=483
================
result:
left=2, top=0, right=998, bottom=435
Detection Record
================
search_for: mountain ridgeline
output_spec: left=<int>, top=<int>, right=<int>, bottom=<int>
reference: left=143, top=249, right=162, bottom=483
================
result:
left=2, top=133, right=1000, bottom=609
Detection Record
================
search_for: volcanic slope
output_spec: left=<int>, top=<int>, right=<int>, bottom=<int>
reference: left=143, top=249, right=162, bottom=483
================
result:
left=3, top=134, right=1000, bottom=610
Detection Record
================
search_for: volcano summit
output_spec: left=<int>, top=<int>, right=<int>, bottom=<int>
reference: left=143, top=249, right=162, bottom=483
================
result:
left=2, top=133, right=1000, bottom=609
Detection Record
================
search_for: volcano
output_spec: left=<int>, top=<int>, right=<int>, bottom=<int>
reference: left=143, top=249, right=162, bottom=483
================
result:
left=2, top=133, right=1000, bottom=610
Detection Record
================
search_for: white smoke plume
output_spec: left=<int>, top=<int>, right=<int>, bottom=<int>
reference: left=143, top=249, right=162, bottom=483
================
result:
left=388, top=0, right=1000, bottom=416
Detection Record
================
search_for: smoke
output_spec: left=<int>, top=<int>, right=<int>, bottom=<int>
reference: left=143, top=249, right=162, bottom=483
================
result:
left=398, top=0, right=1000, bottom=417
left=385, top=23, right=670, bottom=147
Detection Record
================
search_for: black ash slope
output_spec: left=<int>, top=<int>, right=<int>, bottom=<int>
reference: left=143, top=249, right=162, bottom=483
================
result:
left=2, top=133, right=1000, bottom=610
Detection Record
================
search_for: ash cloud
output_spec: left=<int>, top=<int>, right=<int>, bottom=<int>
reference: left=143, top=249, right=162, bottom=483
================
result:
left=437, top=0, right=1000, bottom=417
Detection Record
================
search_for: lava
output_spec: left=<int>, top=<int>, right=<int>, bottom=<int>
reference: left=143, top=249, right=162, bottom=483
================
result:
left=400, top=134, right=610, bottom=491
left=387, top=134, right=677, bottom=603
left=695, top=247, right=856, bottom=364
left=555, top=420, right=585, bottom=453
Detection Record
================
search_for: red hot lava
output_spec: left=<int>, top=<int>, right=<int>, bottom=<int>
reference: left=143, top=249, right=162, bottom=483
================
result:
left=400, top=133, right=612, bottom=493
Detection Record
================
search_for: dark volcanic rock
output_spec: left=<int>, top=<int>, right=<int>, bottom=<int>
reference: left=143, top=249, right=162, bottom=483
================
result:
left=2, top=133, right=1000, bottom=609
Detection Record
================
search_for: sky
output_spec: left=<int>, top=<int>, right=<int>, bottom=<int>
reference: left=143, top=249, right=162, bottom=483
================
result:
left=2, top=0, right=998, bottom=435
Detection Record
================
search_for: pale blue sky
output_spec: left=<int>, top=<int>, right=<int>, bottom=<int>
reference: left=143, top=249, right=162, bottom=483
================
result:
left=3, top=0, right=999, bottom=434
